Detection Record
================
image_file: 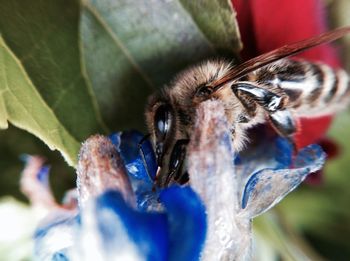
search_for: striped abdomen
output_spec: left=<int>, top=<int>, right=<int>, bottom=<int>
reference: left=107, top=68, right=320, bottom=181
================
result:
left=250, top=59, right=350, bottom=117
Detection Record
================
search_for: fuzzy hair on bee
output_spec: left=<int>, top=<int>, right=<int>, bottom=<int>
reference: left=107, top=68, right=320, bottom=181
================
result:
left=144, top=27, right=350, bottom=188
left=146, top=59, right=253, bottom=153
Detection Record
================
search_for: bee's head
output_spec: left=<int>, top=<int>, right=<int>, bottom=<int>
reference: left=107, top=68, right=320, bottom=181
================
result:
left=146, top=88, right=192, bottom=187
left=145, top=59, right=233, bottom=187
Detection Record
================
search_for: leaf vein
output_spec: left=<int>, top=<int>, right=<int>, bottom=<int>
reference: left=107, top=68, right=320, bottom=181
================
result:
left=83, top=3, right=156, bottom=91
left=50, top=75, right=82, bottom=110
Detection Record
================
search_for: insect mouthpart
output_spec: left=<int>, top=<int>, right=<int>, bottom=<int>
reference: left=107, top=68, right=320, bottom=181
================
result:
left=162, top=139, right=189, bottom=187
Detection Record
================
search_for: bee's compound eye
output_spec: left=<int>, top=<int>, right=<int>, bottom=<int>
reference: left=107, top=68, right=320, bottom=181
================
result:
left=154, top=104, right=172, bottom=142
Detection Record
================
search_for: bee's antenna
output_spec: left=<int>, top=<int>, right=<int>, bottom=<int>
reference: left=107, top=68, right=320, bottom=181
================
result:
left=137, top=134, right=155, bottom=181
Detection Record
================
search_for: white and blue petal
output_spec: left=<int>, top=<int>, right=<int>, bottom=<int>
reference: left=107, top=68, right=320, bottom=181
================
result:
left=240, top=144, right=326, bottom=219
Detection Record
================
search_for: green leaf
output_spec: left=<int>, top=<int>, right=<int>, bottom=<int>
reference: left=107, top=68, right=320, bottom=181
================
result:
left=80, top=0, right=241, bottom=130
left=0, top=0, right=241, bottom=197
left=0, top=36, right=80, bottom=166
left=179, top=0, right=242, bottom=55
left=0, top=0, right=107, bottom=166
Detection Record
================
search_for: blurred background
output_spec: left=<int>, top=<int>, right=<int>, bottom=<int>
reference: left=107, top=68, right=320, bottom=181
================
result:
left=0, top=0, right=350, bottom=260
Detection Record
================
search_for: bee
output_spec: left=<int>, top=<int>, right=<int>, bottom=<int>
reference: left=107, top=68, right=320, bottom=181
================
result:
left=145, top=27, right=350, bottom=188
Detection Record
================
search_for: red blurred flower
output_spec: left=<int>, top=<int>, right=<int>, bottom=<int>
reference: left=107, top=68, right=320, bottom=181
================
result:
left=232, top=0, right=342, bottom=184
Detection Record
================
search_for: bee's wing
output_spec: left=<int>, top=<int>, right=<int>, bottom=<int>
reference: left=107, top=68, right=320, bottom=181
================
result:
left=212, top=26, right=350, bottom=90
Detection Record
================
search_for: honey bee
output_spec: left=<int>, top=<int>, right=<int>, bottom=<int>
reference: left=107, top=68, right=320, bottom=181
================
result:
left=145, top=27, right=350, bottom=188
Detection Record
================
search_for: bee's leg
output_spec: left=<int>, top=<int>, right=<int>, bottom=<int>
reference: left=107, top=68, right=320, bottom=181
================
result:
left=268, top=109, right=299, bottom=154
left=232, top=82, right=288, bottom=112
left=234, top=93, right=258, bottom=123
left=232, top=82, right=297, bottom=149
left=269, top=110, right=299, bottom=155
left=268, top=109, right=297, bottom=137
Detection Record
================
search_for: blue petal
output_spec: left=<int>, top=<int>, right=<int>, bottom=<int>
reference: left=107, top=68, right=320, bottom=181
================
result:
left=235, top=137, right=293, bottom=190
left=109, top=131, right=159, bottom=210
left=20, top=154, right=51, bottom=188
left=36, top=165, right=51, bottom=187
left=52, top=251, right=70, bottom=261
left=240, top=144, right=325, bottom=218
left=109, top=132, right=121, bottom=149
left=294, top=144, right=326, bottom=171
left=95, top=190, right=169, bottom=261
left=159, top=186, right=207, bottom=261
left=121, top=130, right=157, bottom=180
left=274, top=137, right=293, bottom=168
left=110, top=131, right=157, bottom=181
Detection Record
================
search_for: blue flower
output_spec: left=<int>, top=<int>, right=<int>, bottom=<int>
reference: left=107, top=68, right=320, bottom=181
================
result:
left=30, top=132, right=206, bottom=261
left=23, top=101, right=326, bottom=261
